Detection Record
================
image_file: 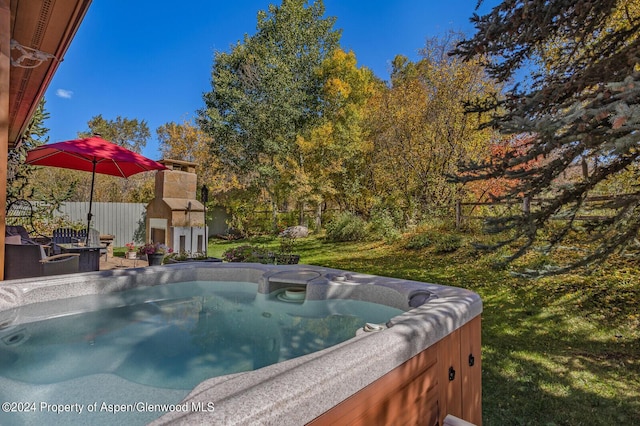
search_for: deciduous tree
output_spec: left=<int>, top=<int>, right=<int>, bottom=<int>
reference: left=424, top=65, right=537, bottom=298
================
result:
left=367, top=33, right=497, bottom=224
left=291, top=49, right=378, bottom=227
left=198, top=0, right=340, bottom=231
left=157, top=119, right=241, bottom=201
left=79, top=114, right=149, bottom=154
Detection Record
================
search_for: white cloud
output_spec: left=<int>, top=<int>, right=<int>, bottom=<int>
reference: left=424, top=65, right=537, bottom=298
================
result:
left=56, top=89, right=73, bottom=99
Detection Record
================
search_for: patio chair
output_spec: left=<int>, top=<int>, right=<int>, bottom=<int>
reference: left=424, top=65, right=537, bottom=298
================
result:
left=51, top=227, right=80, bottom=254
left=52, top=227, right=79, bottom=244
left=5, top=226, right=79, bottom=280
left=5, top=199, right=50, bottom=244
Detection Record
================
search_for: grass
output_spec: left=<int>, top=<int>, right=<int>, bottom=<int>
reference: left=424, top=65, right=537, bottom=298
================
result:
left=208, top=233, right=640, bottom=425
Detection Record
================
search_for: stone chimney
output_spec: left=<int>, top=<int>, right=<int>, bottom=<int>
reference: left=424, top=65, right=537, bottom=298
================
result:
left=145, top=159, right=206, bottom=253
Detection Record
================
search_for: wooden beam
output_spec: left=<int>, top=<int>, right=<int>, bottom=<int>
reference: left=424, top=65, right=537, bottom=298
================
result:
left=0, top=0, right=10, bottom=280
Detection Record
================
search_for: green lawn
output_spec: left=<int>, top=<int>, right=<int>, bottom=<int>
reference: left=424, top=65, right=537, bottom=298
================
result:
left=208, top=234, right=640, bottom=426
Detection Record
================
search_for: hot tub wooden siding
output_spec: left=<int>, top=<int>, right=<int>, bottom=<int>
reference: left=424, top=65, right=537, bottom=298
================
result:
left=308, top=315, right=482, bottom=426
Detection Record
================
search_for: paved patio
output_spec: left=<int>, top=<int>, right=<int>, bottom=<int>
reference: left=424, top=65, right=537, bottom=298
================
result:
left=99, top=254, right=150, bottom=270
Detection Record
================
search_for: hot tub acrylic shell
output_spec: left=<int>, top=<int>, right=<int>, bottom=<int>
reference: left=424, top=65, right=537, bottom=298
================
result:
left=0, top=263, right=482, bottom=425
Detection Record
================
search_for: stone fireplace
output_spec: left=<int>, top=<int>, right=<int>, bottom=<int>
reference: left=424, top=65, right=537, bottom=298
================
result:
left=145, top=159, right=206, bottom=254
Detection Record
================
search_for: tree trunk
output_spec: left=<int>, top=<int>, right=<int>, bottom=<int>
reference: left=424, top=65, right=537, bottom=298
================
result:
left=299, top=201, right=305, bottom=226
left=315, top=202, right=322, bottom=232
left=271, top=198, right=278, bottom=234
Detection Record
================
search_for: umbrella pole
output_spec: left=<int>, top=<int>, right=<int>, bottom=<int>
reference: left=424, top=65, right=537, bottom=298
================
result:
left=86, top=159, right=97, bottom=245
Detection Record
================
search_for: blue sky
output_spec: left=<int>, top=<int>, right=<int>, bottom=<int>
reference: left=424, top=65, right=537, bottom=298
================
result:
left=44, top=0, right=498, bottom=161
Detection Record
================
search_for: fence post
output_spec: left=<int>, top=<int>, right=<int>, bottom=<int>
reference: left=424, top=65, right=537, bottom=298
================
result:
left=523, top=196, right=531, bottom=216
left=455, top=200, right=462, bottom=230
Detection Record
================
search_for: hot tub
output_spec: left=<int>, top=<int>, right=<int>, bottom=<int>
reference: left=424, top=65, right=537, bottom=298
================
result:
left=0, top=263, right=482, bottom=425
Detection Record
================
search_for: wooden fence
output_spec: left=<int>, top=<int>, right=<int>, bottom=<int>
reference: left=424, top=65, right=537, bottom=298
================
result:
left=455, top=195, right=619, bottom=230
left=54, top=202, right=147, bottom=247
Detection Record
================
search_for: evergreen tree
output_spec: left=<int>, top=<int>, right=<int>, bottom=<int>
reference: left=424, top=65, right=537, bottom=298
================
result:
left=7, top=98, right=75, bottom=230
left=452, top=0, right=640, bottom=273
left=7, top=98, right=50, bottom=204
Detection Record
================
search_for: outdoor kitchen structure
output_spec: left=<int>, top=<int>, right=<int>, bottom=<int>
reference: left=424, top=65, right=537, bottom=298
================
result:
left=145, top=159, right=207, bottom=254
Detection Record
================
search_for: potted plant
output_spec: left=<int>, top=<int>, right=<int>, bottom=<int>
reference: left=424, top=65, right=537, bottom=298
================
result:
left=138, top=242, right=173, bottom=266
left=125, top=242, right=137, bottom=259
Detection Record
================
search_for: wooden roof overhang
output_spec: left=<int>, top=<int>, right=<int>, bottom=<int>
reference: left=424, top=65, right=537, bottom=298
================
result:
left=8, top=0, right=92, bottom=148
left=1, top=0, right=92, bottom=280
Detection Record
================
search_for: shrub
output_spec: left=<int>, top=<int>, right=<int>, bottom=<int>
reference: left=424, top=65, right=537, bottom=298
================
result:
left=325, top=212, right=368, bottom=242
left=166, top=251, right=191, bottom=261
left=222, top=245, right=270, bottom=262
left=278, top=234, right=297, bottom=254
left=405, top=233, right=433, bottom=250
left=367, top=209, right=402, bottom=242
left=433, top=234, right=463, bottom=254
left=166, top=250, right=210, bottom=261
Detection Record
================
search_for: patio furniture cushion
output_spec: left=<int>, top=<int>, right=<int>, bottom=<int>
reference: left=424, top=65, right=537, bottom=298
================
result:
left=6, top=225, right=47, bottom=258
left=6, top=225, right=35, bottom=244
left=5, top=235, right=22, bottom=245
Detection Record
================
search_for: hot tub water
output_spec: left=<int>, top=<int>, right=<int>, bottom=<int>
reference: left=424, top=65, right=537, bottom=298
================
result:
left=0, top=280, right=403, bottom=425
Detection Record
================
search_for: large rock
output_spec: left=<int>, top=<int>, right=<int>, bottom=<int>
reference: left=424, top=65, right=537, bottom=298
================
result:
left=279, top=225, right=309, bottom=238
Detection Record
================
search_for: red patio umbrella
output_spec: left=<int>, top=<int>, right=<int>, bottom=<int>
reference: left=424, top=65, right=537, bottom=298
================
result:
left=26, top=135, right=167, bottom=243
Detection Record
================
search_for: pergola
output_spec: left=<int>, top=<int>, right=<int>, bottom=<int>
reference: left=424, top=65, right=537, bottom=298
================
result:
left=1, top=0, right=92, bottom=279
